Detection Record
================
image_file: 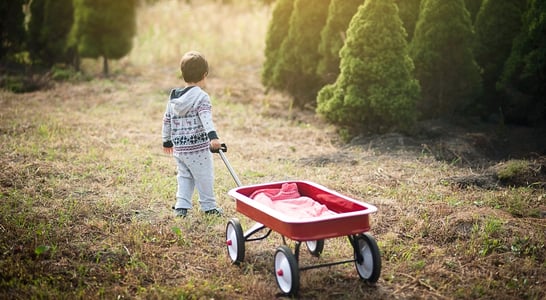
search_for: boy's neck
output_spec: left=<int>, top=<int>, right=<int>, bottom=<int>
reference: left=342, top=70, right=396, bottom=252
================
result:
left=186, top=79, right=206, bottom=89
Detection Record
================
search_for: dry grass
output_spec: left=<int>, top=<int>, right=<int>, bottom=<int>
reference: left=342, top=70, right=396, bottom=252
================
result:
left=1, top=0, right=545, bottom=299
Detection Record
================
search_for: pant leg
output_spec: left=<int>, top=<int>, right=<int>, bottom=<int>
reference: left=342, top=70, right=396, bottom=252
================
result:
left=174, top=155, right=194, bottom=209
left=185, top=150, right=217, bottom=211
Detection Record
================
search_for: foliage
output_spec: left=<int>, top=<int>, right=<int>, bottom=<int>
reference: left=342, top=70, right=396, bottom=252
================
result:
left=261, top=0, right=294, bottom=90
left=70, top=0, right=137, bottom=75
left=498, top=0, right=546, bottom=124
left=316, top=0, right=363, bottom=84
left=394, top=0, right=421, bottom=41
left=0, top=0, right=26, bottom=61
left=27, top=0, right=75, bottom=67
left=464, top=0, right=483, bottom=23
left=273, top=0, right=331, bottom=107
left=410, top=0, right=482, bottom=119
left=317, top=0, right=420, bottom=134
left=473, top=0, right=526, bottom=114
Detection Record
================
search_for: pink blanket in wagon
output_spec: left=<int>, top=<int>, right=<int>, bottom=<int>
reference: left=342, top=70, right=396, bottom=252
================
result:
left=249, top=183, right=336, bottom=218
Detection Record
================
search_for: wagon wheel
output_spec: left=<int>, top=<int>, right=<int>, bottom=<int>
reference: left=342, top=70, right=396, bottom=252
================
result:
left=305, top=239, right=324, bottom=257
left=354, top=233, right=381, bottom=283
left=225, top=218, right=245, bottom=264
left=274, top=245, right=300, bottom=296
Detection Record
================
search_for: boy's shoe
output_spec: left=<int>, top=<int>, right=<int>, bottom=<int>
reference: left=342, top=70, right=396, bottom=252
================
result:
left=174, top=208, right=188, bottom=218
left=204, top=208, right=223, bottom=216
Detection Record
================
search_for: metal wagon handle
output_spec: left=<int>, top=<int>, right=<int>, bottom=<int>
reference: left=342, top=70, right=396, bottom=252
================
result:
left=213, top=143, right=242, bottom=187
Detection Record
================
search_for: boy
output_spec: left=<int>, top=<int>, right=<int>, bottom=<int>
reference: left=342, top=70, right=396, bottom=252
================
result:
left=162, top=51, right=223, bottom=217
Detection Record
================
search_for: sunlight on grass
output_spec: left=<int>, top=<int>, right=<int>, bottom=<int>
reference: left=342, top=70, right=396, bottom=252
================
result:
left=129, top=0, right=269, bottom=79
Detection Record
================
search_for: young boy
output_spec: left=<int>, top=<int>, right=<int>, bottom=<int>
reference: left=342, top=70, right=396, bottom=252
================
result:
left=162, top=51, right=223, bottom=217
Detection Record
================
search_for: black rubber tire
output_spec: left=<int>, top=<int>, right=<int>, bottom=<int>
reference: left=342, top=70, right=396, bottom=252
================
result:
left=226, top=218, right=245, bottom=264
left=305, top=239, right=325, bottom=257
left=354, top=233, right=381, bottom=283
left=274, top=245, right=300, bottom=296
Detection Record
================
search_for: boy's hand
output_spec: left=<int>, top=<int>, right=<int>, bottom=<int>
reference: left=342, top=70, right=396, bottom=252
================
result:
left=163, top=147, right=173, bottom=154
left=210, top=139, right=221, bottom=151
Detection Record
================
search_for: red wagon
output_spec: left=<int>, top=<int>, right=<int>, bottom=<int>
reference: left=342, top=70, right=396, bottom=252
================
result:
left=218, top=150, right=381, bottom=296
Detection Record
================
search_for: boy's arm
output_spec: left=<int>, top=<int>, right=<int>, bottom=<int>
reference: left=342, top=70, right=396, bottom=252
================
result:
left=162, top=102, right=173, bottom=154
left=197, top=96, right=220, bottom=150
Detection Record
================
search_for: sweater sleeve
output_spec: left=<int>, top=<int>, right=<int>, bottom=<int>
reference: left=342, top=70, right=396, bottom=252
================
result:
left=161, top=101, right=172, bottom=144
left=197, top=94, right=218, bottom=139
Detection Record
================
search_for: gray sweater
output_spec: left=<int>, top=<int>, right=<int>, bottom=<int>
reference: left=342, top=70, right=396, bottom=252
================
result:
left=162, top=86, right=218, bottom=154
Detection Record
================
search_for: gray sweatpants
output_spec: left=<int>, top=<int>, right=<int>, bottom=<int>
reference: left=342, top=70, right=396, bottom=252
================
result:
left=173, top=150, right=217, bottom=211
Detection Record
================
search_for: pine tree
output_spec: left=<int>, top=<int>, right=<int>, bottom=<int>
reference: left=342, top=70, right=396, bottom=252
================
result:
left=394, top=0, right=421, bottom=41
left=473, top=0, right=526, bottom=113
left=410, top=0, right=482, bottom=118
left=27, top=0, right=46, bottom=63
left=273, top=0, right=331, bottom=107
left=317, top=0, right=420, bottom=134
left=317, top=0, right=363, bottom=84
left=28, top=0, right=74, bottom=67
left=464, top=0, right=483, bottom=23
left=70, top=0, right=137, bottom=76
left=0, top=0, right=26, bottom=60
left=261, top=0, right=294, bottom=90
left=498, top=0, right=546, bottom=124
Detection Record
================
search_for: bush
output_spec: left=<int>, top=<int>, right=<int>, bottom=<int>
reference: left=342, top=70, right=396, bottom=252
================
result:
left=410, top=0, right=482, bottom=119
left=317, top=0, right=420, bottom=134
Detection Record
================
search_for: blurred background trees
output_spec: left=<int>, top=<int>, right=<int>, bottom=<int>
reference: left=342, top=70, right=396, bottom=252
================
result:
left=473, top=0, right=527, bottom=119
left=0, top=0, right=27, bottom=63
left=69, top=0, right=137, bottom=76
left=410, top=0, right=482, bottom=119
left=1, top=0, right=544, bottom=135
left=27, top=0, right=75, bottom=67
left=1, top=0, right=136, bottom=76
left=261, top=0, right=544, bottom=133
left=261, top=0, right=294, bottom=91
left=316, top=0, right=362, bottom=84
left=272, top=0, right=331, bottom=108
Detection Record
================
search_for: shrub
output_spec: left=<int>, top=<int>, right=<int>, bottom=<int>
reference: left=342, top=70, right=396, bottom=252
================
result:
left=316, top=0, right=362, bottom=84
left=273, top=0, right=331, bottom=107
left=316, top=0, right=420, bottom=134
left=410, top=0, right=482, bottom=119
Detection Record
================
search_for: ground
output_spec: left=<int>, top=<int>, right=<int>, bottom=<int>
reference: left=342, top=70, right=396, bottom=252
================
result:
left=1, top=60, right=545, bottom=299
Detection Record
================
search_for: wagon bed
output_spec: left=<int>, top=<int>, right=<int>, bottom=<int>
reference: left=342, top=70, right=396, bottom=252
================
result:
left=228, top=180, right=378, bottom=241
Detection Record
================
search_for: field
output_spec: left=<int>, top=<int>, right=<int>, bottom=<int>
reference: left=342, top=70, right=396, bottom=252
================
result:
left=1, top=1, right=545, bottom=299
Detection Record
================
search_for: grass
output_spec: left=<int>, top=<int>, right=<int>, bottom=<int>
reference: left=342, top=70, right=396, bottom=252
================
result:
left=1, top=0, right=545, bottom=299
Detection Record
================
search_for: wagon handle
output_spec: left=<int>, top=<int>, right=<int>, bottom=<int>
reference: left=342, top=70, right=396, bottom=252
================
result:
left=215, top=144, right=243, bottom=187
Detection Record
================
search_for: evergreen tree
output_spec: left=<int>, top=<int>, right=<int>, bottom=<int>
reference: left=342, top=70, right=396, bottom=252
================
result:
left=464, top=0, right=483, bottom=23
left=27, top=0, right=46, bottom=63
left=317, top=0, right=362, bottom=84
left=498, top=0, right=546, bottom=124
left=410, top=0, right=482, bottom=118
left=273, top=0, right=331, bottom=107
left=317, top=0, right=420, bottom=134
left=394, top=0, right=421, bottom=41
left=70, top=0, right=137, bottom=76
left=0, top=0, right=26, bottom=61
left=473, top=0, right=526, bottom=114
left=261, top=0, right=294, bottom=90
left=28, top=0, right=74, bottom=67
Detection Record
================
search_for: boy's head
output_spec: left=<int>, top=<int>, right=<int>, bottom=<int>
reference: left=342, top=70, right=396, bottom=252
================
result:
left=180, top=51, right=208, bottom=83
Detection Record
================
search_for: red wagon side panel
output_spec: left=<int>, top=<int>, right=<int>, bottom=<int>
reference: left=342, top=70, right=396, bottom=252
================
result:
left=228, top=181, right=378, bottom=241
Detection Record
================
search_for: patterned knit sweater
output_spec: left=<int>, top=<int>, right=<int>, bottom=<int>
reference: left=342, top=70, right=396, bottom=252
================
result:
left=162, top=86, right=218, bottom=155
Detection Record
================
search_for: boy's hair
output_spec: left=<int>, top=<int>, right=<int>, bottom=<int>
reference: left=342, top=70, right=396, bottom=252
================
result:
left=180, top=51, right=208, bottom=83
